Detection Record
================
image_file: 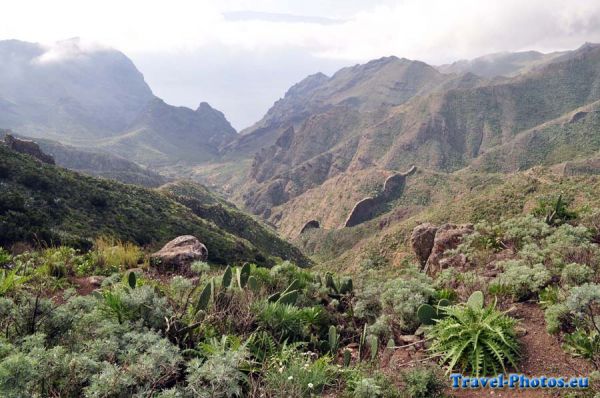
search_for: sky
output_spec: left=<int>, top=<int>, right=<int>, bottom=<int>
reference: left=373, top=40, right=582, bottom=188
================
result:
left=2, top=0, right=600, bottom=129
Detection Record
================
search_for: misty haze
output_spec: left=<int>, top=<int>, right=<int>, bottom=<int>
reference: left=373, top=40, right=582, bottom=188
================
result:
left=1, top=1, right=600, bottom=397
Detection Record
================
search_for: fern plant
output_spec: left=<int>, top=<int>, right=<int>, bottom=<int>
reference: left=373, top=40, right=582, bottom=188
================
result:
left=427, top=300, right=520, bottom=376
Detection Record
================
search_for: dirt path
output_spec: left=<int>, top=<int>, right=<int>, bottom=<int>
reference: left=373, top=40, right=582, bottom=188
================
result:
left=453, top=302, right=593, bottom=397
left=383, top=302, right=594, bottom=397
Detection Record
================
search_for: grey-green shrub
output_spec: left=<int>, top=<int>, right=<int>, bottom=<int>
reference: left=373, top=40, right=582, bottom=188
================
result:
left=491, top=260, right=551, bottom=300
left=380, top=270, right=435, bottom=333
left=561, top=263, right=594, bottom=287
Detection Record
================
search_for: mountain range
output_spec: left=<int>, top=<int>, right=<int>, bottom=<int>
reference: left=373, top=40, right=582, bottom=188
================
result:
left=2, top=38, right=600, bottom=270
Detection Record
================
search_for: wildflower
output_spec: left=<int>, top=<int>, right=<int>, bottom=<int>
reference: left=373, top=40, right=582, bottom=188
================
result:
left=308, top=383, right=314, bottom=389
left=288, top=375, right=293, bottom=380
left=278, top=367, right=284, bottom=373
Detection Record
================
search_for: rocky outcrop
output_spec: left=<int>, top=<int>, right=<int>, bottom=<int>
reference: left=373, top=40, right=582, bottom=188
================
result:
left=343, top=166, right=415, bottom=227
left=300, top=220, right=320, bottom=234
left=423, top=223, right=474, bottom=274
left=151, top=235, right=208, bottom=272
left=3, top=133, right=55, bottom=164
left=410, top=223, right=438, bottom=267
left=411, top=223, right=474, bottom=274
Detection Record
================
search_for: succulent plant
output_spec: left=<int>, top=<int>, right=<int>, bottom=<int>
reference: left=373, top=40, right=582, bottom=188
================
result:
left=276, top=290, right=299, bottom=305
left=467, top=290, right=484, bottom=310
left=247, top=275, right=259, bottom=292
left=222, top=265, right=232, bottom=288
left=328, top=325, right=339, bottom=355
left=343, top=349, right=351, bottom=367
left=127, top=271, right=136, bottom=289
left=368, top=334, right=378, bottom=361
left=196, top=279, right=213, bottom=311
left=236, top=263, right=251, bottom=289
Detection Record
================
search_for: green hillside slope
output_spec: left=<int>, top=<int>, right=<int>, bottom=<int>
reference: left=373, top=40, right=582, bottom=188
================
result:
left=0, top=145, right=308, bottom=266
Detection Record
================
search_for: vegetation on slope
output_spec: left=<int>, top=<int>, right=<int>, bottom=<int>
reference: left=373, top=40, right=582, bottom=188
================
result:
left=0, top=145, right=307, bottom=266
left=160, top=181, right=309, bottom=267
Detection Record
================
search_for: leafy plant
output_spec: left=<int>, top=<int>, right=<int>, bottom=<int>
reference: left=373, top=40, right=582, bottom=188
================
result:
left=427, top=295, right=520, bottom=376
left=533, top=194, right=578, bottom=226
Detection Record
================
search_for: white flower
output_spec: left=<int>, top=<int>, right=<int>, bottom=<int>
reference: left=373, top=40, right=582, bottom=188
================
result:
left=287, top=375, right=294, bottom=380
left=308, top=383, right=314, bottom=389
left=278, top=367, right=284, bottom=373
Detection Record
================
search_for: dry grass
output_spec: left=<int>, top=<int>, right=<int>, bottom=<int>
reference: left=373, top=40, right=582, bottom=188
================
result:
left=94, top=236, right=142, bottom=271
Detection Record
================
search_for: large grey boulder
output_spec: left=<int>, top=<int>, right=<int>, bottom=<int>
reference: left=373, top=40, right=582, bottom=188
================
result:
left=151, top=235, right=207, bottom=272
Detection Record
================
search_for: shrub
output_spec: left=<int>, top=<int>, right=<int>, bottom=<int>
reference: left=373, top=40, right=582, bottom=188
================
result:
left=544, top=303, right=572, bottom=334
left=269, top=261, right=313, bottom=291
left=561, top=263, right=594, bottom=287
left=190, top=261, right=210, bottom=275
left=428, top=300, right=520, bottom=376
left=559, top=284, right=600, bottom=367
left=263, top=346, right=336, bottom=397
left=254, top=301, right=323, bottom=343
left=186, top=336, right=249, bottom=398
left=0, top=248, right=11, bottom=267
left=490, top=260, right=551, bottom=300
left=401, top=366, right=445, bottom=398
left=380, top=271, right=435, bottom=333
left=345, top=372, right=400, bottom=398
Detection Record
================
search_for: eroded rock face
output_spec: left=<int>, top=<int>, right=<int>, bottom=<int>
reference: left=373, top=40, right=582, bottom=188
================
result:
left=411, top=222, right=473, bottom=274
left=410, top=223, right=438, bottom=267
left=343, top=165, right=416, bottom=228
left=151, top=235, right=207, bottom=272
left=300, top=220, right=320, bottom=234
left=4, top=134, right=55, bottom=165
left=424, top=223, right=473, bottom=274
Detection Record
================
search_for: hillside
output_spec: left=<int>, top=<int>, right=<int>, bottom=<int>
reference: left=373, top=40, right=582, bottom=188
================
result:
left=294, top=166, right=600, bottom=271
left=0, top=130, right=167, bottom=187
left=98, top=99, right=237, bottom=168
left=0, top=144, right=308, bottom=266
left=235, top=43, right=600, bottom=221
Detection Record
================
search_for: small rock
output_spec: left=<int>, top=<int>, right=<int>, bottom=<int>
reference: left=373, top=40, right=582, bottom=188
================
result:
left=397, top=335, right=421, bottom=345
left=87, top=276, right=105, bottom=287
left=515, top=326, right=528, bottom=337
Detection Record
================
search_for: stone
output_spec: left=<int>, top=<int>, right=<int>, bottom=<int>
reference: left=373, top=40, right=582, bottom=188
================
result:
left=151, top=235, right=208, bottom=272
left=515, top=326, right=528, bottom=337
left=397, top=335, right=421, bottom=345
left=87, top=276, right=105, bottom=287
left=410, top=223, right=438, bottom=268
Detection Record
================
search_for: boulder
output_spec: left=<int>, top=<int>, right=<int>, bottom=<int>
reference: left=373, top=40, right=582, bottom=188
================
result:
left=410, top=223, right=438, bottom=268
left=424, top=223, right=473, bottom=274
left=151, top=235, right=207, bottom=272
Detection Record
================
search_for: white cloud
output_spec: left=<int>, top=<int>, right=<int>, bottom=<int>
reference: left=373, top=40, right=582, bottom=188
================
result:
left=33, top=38, right=109, bottom=64
left=3, top=0, right=600, bottom=63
